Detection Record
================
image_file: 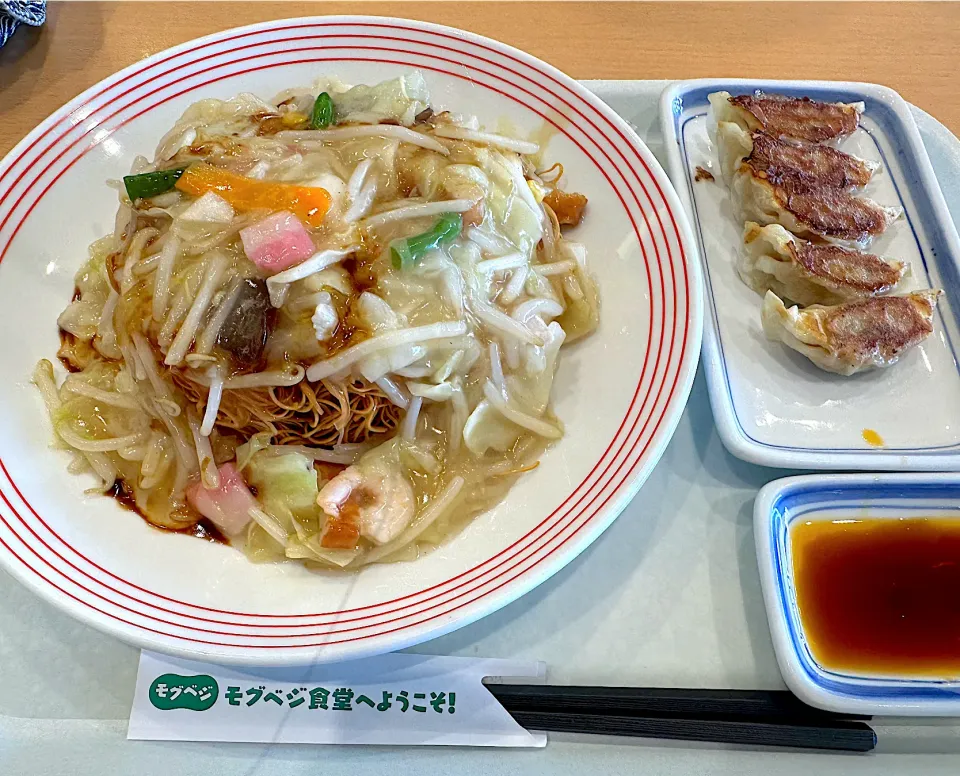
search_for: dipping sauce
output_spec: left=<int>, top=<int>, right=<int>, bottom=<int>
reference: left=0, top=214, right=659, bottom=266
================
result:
left=792, top=517, right=960, bottom=677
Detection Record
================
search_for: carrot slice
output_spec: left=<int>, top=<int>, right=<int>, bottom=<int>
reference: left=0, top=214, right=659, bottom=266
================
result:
left=176, top=163, right=331, bottom=227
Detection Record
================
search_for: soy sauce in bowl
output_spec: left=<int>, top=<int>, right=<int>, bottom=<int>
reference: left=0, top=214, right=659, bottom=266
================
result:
left=792, top=517, right=960, bottom=678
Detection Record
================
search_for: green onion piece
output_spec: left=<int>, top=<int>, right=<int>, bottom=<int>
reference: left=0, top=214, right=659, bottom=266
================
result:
left=390, top=212, right=464, bottom=270
left=122, top=167, right=187, bottom=201
left=310, top=92, right=335, bottom=130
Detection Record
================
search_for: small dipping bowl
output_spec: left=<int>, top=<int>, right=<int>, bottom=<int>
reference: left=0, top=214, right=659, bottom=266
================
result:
left=755, top=473, right=960, bottom=716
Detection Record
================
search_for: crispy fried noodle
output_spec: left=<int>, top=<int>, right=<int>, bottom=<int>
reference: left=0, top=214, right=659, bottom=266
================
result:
left=36, top=72, right=600, bottom=569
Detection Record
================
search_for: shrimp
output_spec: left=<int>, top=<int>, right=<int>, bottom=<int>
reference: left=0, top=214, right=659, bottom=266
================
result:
left=317, top=457, right=415, bottom=547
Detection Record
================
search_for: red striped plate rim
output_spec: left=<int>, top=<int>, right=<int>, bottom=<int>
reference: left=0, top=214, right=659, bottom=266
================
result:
left=0, top=17, right=700, bottom=658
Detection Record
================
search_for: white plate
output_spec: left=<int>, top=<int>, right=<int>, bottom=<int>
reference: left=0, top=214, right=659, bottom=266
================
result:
left=0, top=18, right=701, bottom=664
left=660, top=79, right=960, bottom=470
left=756, top=472, right=960, bottom=715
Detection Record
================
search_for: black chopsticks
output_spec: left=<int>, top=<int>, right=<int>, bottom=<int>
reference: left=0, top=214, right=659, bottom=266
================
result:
left=485, top=686, right=876, bottom=752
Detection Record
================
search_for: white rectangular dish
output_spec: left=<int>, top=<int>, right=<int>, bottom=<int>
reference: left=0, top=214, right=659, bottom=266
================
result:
left=660, top=79, right=960, bottom=471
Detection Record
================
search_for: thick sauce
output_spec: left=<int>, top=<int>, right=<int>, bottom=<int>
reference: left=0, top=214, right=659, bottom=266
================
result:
left=792, top=517, right=960, bottom=677
left=108, top=480, right=227, bottom=545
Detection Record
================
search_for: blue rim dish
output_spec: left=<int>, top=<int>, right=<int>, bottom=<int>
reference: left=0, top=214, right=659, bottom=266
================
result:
left=755, top=473, right=960, bottom=716
left=659, top=79, right=960, bottom=471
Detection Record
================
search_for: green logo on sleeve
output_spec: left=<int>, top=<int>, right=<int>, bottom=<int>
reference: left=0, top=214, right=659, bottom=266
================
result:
left=149, top=674, right=219, bottom=711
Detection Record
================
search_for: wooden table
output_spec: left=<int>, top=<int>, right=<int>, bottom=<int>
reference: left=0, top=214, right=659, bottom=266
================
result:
left=1, top=2, right=958, bottom=158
